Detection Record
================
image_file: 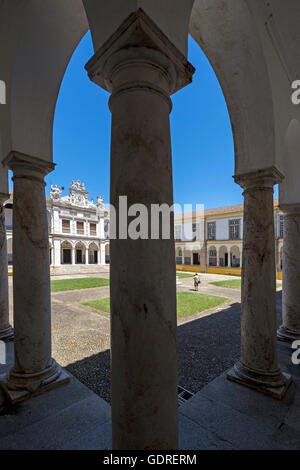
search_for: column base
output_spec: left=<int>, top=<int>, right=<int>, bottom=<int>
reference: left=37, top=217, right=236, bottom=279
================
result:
left=277, top=325, right=300, bottom=343
left=0, top=325, right=14, bottom=342
left=227, top=361, right=292, bottom=400
left=0, top=359, right=70, bottom=404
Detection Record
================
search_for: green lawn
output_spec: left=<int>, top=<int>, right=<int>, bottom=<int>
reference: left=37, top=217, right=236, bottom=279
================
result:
left=210, top=279, right=282, bottom=290
left=82, top=292, right=226, bottom=318
left=176, top=272, right=194, bottom=279
left=51, top=277, right=109, bottom=293
left=209, top=279, right=242, bottom=289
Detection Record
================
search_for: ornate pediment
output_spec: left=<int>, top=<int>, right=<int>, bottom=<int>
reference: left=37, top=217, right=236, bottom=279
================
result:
left=50, top=180, right=101, bottom=209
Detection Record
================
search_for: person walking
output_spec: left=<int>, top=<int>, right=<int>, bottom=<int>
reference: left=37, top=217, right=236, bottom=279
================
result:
left=193, top=273, right=200, bottom=291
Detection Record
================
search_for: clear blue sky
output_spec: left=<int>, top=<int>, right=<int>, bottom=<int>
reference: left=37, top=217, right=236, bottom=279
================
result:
left=46, top=32, right=244, bottom=210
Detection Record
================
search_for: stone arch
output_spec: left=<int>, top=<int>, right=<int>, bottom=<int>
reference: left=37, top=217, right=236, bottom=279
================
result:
left=219, top=246, right=229, bottom=267
left=0, top=0, right=278, bottom=182
left=230, top=245, right=241, bottom=268
left=208, top=245, right=217, bottom=267
left=190, top=0, right=276, bottom=175
left=0, top=0, right=89, bottom=163
left=88, top=241, right=99, bottom=264
left=74, top=241, right=86, bottom=264
left=61, top=240, right=73, bottom=265
left=175, top=247, right=183, bottom=265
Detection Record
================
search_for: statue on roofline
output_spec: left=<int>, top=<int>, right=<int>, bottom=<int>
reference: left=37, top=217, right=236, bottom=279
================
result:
left=50, top=184, right=62, bottom=200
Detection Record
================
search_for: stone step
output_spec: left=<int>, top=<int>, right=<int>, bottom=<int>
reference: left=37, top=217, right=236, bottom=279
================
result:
left=0, top=392, right=110, bottom=450
left=0, top=376, right=104, bottom=440
left=179, top=388, right=280, bottom=450
left=51, top=265, right=109, bottom=277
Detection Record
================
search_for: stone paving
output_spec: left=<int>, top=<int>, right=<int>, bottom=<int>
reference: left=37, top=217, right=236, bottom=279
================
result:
left=7, top=271, right=282, bottom=404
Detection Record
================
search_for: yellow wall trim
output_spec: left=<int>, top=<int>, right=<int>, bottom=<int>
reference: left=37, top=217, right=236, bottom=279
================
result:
left=206, top=267, right=241, bottom=277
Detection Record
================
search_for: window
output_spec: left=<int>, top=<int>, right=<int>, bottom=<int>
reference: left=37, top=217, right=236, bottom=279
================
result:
left=280, top=215, right=284, bottom=238
left=76, top=221, right=84, bottom=234
left=192, top=223, right=199, bottom=241
left=90, top=223, right=97, bottom=236
left=174, top=225, right=182, bottom=241
left=229, top=219, right=240, bottom=240
left=62, top=219, right=70, bottom=234
left=207, top=222, right=216, bottom=241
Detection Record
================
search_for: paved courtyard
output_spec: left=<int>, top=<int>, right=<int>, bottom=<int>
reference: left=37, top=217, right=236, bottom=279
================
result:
left=7, top=270, right=282, bottom=404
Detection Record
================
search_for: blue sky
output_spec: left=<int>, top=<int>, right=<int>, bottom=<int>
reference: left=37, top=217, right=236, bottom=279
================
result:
left=46, top=32, right=244, bottom=210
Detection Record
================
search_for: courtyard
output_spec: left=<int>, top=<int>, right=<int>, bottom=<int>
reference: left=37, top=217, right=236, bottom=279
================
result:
left=7, top=270, right=248, bottom=404
left=2, top=269, right=295, bottom=451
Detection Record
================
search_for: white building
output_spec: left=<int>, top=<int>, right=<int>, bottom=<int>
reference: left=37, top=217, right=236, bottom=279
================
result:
left=175, top=200, right=284, bottom=278
left=5, top=180, right=110, bottom=270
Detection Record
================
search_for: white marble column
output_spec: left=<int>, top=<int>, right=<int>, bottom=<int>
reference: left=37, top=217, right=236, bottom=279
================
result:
left=227, top=168, right=292, bottom=399
left=99, top=244, right=105, bottom=265
left=1, top=153, right=69, bottom=402
left=0, top=193, right=13, bottom=341
left=86, top=11, right=194, bottom=449
left=71, top=247, right=75, bottom=265
left=85, top=246, right=89, bottom=264
left=277, top=204, right=300, bottom=342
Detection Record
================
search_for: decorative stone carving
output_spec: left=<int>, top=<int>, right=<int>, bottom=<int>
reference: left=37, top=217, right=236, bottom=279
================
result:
left=50, top=184, right=62, bottom=200
left=50, top=180, right=97, bottom=209
left=97, top=195, right=104, bottom=208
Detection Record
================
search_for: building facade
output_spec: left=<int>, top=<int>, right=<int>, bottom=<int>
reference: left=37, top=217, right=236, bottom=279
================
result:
left=4, top=180, right=110, bottom=269
left=175, top=200, right=283, bottom=278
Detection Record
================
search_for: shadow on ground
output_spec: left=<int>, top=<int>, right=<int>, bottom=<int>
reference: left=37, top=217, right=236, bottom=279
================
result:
left=66, top=291, right=283, bottom=404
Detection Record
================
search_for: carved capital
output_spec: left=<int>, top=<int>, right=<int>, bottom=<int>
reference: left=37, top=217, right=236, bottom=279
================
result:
left=85, top=9, right=195, bottom=97
left=3, top=152, right=55, bottom=183
left=234, top=166, right=284, bottom=192
left=279, top=203, right=300, bottom=217
left=0, top=192, right=9, bottom=204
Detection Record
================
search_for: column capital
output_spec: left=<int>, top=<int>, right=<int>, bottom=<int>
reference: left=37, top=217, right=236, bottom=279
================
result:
left=3, top=152, right=55, bottom=181
left=279, top=202, right=300, bottom=216
left=234, top=166, right=284, bottom=191
left=0, top=192, right=9, bottom=204
left=85, top=8, right=195, bottom=97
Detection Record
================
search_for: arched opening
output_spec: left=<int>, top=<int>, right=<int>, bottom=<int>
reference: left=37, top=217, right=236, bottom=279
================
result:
left=176, top=248, right=183, bottom=265
left=88, top=242, right=99, bottom=264
left=230, top=246, right=241, bottom=268
left=208, top=246, right=217, bottom=267
left=219, top=246, right=229, bottom=267
left=1, top=0, right=292, bottom=450
left=74, top=241, right=86, bottom=264
left=61, top=240, right=73, bottom=265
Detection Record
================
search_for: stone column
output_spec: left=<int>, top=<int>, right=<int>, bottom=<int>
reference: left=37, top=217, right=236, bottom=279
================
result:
left=277, top=204, right=300, bottom=342
left=0, top=193, right=13, bottom=341
left=227, top=168, right=292, bottom=399
left=86, top=11, right=194, bottom=449
left=1, top=153, right=69, bottom=403
left=85, top=246, right=89, bottom=264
